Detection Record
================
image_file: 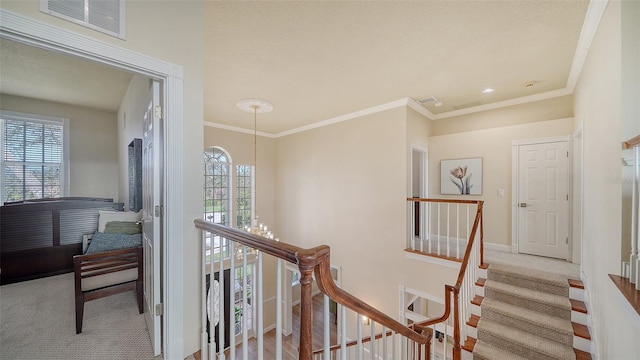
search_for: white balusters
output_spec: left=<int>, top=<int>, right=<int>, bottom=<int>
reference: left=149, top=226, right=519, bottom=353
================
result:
left=323, top=295, right=330, bottom=360
left=276, top=259, right=283, bottom=359
left=630, top=145, right=639, bottom=286
left=229, top=242, right=236, bottom=360
left=257, top=251, right=263, bottom=360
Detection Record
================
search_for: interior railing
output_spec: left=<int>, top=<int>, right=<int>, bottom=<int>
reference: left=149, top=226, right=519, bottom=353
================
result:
left=407, top=198, right=484, bottom=263
left=309, top=199, right=484, bottom=360
left=194, top=219, right=432, bottom=360
left=405, top=198, right=484, bottom=360
left=622, top=135, right=640, bottom=289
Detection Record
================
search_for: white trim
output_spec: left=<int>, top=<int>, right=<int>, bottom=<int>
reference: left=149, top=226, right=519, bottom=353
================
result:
left=63, top=118, right=70, bottom=197
left=430, top=88, right=573, bottom=120
left=0, top=9, right=185, bottom=359
left=275, top=98, right=410, bottom=137
left=483, top=242, right=512, bottom=253
left=407, top=98, right=434, bottom=118
left=204, top=121, right=278, bottom=139
left=511, top=133, right=573, bottom=146
left=0, top=110, right=70, bottom=202
left=566, top=0, right=609, bottom=91
left=404, top=250, right=461, bottom=269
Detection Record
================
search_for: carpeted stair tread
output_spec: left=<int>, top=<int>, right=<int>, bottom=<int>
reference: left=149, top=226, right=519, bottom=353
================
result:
left=481, top=297, right=573, bottom=346
left=484, top=279, right=571, bottom=319
left=473, top=339, right=529, bottom=360
left=477, top=318, right=576, bottom=360
left=487, top=263, right=569, bottom=296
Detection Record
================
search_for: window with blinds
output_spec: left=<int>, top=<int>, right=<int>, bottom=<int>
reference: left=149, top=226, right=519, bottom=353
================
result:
left=40, top=0, right=126, bottom=39
left=1, top=111, right=68, bottom=204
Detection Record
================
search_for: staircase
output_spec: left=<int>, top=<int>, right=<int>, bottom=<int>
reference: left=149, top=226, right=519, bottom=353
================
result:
left=463, top=263, right=592, bottom=360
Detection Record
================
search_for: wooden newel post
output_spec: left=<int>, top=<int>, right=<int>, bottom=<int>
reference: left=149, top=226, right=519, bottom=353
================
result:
left=298, top=265, right=314, bottom=360
left=452, top=289, right=461, bottom=360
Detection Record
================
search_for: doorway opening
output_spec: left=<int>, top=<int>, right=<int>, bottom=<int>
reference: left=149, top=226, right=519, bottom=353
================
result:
left=1, top=10, right=184, bottom=359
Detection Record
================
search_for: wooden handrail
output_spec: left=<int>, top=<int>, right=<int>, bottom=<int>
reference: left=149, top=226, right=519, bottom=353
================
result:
left=406, top=197, right=482, bottom=205
left=194, top=218, right=431, bottom=358
left=194, top=219, right=319, bottom=265
left=623, top=134, right=640, bottom=149
left=313, top=248, right=431, bottom=344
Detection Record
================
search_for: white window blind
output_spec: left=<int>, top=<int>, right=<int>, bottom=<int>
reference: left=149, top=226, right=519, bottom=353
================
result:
left=1, top=111, right=69, bottom=204
left=40, top=0, right=126, bottom=39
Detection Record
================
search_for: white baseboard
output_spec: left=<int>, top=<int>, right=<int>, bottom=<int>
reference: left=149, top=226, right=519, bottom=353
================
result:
left=483, top=242, right=512, bottom=252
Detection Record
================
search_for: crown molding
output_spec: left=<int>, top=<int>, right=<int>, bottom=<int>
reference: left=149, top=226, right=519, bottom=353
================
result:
left=429, top=87, right=573, bottom=120
left=204, top=121, right=278, bottom=138
left=273, top=98, right=410, bottom=137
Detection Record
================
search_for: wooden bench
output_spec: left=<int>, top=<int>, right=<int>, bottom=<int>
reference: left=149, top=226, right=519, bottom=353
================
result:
left=73, top=245, right=143, bottom=334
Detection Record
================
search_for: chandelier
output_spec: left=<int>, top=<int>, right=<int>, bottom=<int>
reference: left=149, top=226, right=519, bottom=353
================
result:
left=236, top=99, right=276, bottom=240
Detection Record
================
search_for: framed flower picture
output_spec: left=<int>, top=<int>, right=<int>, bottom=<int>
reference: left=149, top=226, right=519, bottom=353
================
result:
left=440, top=158, right=483, bottom=195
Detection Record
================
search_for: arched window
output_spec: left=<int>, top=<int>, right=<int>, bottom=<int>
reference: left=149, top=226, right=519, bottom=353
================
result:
left=204, top=147, right=231, bottom=258
left=204, top=147, right=230, bottom=225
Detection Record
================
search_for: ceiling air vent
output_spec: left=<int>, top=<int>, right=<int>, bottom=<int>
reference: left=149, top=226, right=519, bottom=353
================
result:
left=417, top=96, right=438, bottom=105
left=40, top=0, right=126, bottom=39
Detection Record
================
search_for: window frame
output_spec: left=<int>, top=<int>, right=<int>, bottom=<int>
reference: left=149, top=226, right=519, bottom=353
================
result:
left=203, top=146, right=233, bottom=259
left=0, top=110, right=70, bottom=204
left=235, top=164, right=253, bottom=230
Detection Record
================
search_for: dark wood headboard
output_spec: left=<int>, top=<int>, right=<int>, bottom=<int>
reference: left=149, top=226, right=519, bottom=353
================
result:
left=1, top=197, right=123, bottom=284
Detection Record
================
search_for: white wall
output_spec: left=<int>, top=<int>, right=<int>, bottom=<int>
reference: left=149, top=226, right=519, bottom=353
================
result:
left=574, top=1, right=640, bottom=358
left=0, top=1, right=205, bottom=356
left=0, top=94, right=119, bottom=200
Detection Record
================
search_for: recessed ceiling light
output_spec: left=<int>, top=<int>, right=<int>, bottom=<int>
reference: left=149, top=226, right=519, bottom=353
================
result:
left=482, top=88, right=495, bottom=94
left=434, top=101, right=443, bottom=107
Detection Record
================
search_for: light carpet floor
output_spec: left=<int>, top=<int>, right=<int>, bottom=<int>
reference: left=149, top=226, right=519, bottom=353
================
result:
left=0, top=272, right=159, bottom=360
left=474, top=263, right=575, bottom=360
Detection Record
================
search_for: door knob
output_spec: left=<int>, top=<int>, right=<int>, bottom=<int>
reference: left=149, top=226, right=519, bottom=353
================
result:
left=519, top=203, right=529, bottom=207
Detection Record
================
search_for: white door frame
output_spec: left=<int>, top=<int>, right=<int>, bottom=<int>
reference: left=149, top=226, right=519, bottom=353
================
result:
left=410, top=145, right=428, bottom=198
left=511, top=135, right=573, bottom=261
left=0, top=10, right=185, bottom=359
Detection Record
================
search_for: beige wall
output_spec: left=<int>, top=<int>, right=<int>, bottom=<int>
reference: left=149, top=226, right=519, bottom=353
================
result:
left=430, top=95, right=573, bottom=137
left=275, top=107, right=458, bottom=337
left=0, top=94, right=119, bottom=200
left=117, top=75, right=149, bottom=210
left=428, top=117, right=574, bottom=251
left=0, top=1, right=205, bottom=356
left=575, top=1, right=640, bottom=358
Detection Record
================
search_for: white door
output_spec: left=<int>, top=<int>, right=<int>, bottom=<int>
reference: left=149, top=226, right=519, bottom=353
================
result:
left=517, top=141, right=569, bottom=259
left=142, top=80, right=162, bottom=355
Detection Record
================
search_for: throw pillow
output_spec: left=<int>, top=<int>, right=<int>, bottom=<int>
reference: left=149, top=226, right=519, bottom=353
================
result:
left=104, top=221, right=142, bottom=235
left=85, top=231, right=142, bottom=254
left=98, top=210, right=141, bottom=232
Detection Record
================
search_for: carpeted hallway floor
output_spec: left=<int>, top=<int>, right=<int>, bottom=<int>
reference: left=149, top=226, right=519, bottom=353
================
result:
left=0, top=272, right=159, bottom=360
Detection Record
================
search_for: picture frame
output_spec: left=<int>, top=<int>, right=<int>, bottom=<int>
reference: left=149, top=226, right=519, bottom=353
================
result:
left=440, top=157, right=483, bottom=195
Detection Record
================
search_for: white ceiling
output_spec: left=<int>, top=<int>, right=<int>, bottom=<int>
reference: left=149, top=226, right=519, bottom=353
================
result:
left=0, top=1, right=591, bottom=134
left=0, top=38, right=133, bottom=112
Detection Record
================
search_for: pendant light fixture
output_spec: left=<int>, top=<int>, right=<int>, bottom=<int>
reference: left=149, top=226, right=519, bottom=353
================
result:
left=236, top=98, right=275, bottom=240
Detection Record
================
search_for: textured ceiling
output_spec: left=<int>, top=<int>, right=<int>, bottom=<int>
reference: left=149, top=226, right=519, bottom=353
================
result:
left=0, top=1, right=590, bottom=134
left=0, top=38, right=132, bottom=113
left=204, top=0, right=589, bottom=134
